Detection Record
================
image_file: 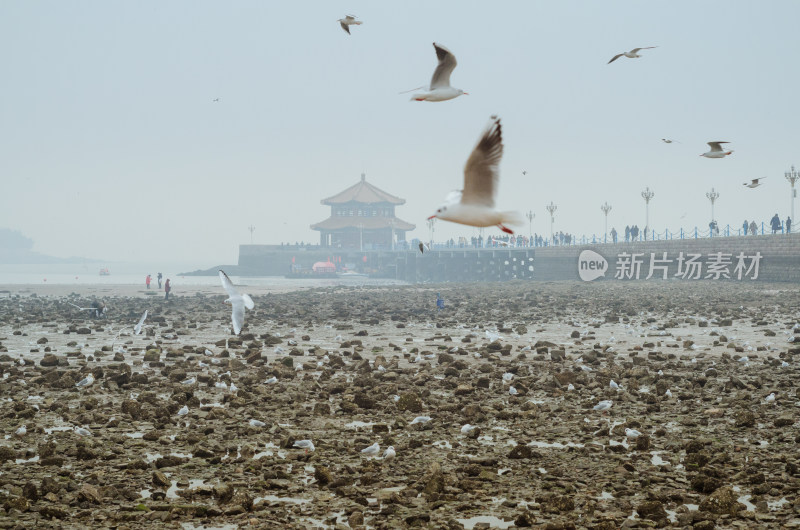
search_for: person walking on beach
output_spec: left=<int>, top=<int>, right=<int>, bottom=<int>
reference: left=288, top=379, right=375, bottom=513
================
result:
left=625, top=226, right=630, bottom=242
left=157, top=272, right=163, bottom=289
left=742, top=220, right=748, bottom=236
left=164, top=279, right=171, bottom=301
left=770, top=213, right=781, bottom=234
left=145, top=274, right=151, bottom=289
left=786, top=216, right=792, bottom=234
left=749, top=220, right=758, bottom=235
left=610, top=227, right=617, bottom=243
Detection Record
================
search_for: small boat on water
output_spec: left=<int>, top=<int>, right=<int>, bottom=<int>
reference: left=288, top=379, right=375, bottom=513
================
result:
left=99, top=268, right=110, bottom=276
left=337, top=271, right=368, bottom=279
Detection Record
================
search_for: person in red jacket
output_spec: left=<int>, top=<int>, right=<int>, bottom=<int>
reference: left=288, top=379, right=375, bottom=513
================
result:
left=145, top=274, right=151, bottom=289
left=164, top=279, right=171, bottom=301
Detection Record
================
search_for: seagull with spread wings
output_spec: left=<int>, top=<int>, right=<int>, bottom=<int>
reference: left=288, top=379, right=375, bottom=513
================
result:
left=219, top=270, right=254, bottom=335
left=338, top=14, right=362, bottom=35
left=608, top=46, right=657, bottom=64
left=700, top=141, right=734, bottom=158
left=744, top=178, right=766, bottom=188
left=409, top=43, right=468, bottom=102
left=427, top=116, right=522, bottom=234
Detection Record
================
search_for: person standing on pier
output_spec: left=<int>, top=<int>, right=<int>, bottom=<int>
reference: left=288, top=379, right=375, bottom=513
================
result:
left=611, top=227, right=617, bottom=243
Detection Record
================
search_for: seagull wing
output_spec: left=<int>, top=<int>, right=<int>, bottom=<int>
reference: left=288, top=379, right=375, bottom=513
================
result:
left=461, top=116, right=503, bottom=207
left=430, top=42, right=457, bottom=89
left=230, top=299, right=245, bottom=335
left=134, top=310, right=148, bottom=335
left=219, top=270, right=240, bottom=298
left=242, top=294, right=255, bottom=310
left=707, top=141, right=729, bottom=152
left=340, top=21, right=350, bottom=34
left=632, top=47, right=657, bottom=52
left=608, top=53, right=624, bottom=64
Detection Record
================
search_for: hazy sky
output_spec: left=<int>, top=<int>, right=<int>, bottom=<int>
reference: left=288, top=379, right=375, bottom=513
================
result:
left=2, top=1, right=799, bottom=268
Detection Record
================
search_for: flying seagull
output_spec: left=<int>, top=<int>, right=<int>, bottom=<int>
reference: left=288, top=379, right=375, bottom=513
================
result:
left=338, top=14, right=362, bottom=34
left=219, top=270, right=254, bottom=335
left=428, top=116, right=523, bottom=234
left=661, top=138, right=680, bottom=144
left=700, top=141, right=734, bottom=159
left=409, top=43, right=468, bottom=102
left=418, top=241, right=431, bottom=254
left=744, top=178, right=766, bottom=188
left=212, top=98, right=220, bottom=102
left=608, top=47, right=658, bottom=64
left=133, top=310, right=148, bottom=335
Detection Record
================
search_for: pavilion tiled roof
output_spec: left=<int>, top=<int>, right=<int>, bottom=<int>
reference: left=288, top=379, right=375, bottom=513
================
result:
left=310, top=216, right=416, bottom=231
left=321, top=174, right=405, bottom=205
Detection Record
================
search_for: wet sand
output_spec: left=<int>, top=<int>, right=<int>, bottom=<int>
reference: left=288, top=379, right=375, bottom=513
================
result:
left=0, top=281, right=799, bottom=529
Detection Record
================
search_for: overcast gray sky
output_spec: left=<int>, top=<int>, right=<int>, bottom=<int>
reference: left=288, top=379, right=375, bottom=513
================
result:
left=2, top=1, right=798, bottom=268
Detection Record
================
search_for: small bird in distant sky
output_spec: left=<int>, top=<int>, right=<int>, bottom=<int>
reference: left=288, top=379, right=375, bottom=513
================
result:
left=700, top=141, right=733, bottom=159
left=212, top=98, right=220, bottom=102
left=744, top=178, right=766, bottom=188
left=338, top=14, right=362, bottom=34
left=661, top=138, right=680, bottom=144
left=522, top=170, right=527, bottom=175
left=608, top=47, right=657, bottom=64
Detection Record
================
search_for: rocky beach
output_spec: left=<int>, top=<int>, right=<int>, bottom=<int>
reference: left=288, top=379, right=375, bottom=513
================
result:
left=0, top=280, right=798, bottom=529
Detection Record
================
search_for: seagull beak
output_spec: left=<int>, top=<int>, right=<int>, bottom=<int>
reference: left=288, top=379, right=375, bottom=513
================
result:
left=427, top=215, right=436, bottom=220
left=463, top=92, right=470, bottom=95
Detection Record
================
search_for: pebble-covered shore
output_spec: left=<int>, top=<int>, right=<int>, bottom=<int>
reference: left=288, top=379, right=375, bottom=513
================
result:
left=0, top=281, right=799, bottom=529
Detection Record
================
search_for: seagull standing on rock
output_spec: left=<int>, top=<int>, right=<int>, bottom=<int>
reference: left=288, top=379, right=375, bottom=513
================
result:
left=361, top=442, right=380, bottom=456
left=219, top=270, right=254, bottom=335
left=383, top=446, right=396, bottom=460
left=408, top=43, right=468, bottom=102
left=428, top=116, right=523, bottom=234
left=76, top=374, right=94, bottom=388
left=593, top=400, right=613, bottom=413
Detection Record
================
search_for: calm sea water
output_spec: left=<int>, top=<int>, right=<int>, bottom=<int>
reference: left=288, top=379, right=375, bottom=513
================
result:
left=0, top=264, right=405, bottom=289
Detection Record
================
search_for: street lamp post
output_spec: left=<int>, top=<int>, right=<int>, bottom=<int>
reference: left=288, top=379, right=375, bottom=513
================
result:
left=525, top=210, right=535, bottom=242
left=545, top=202, right=557, bottom=244
left=786, top=165, right=799, bottom=231
left=641, top=187, right=654, bottom=240
left=600, top=202, right=612, bottom=243
left=426, top=218, right=435, bottom=248
left=248, top=225, right=255, bottom=244
left=705, top=187, right=719, bottom=223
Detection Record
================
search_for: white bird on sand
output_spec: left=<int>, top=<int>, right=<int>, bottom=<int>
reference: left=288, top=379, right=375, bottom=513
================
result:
left=408, top=42, right=467, bottom=102
left=74, top=426, right=92, bottom=436
left=461, top=424, right=477, bottom=434
left=177, top=405, right=189, bottom=416
left=361, top=442, right=380, bottom=456
left=744, top=178, right=766, bottom=188
left=665, top=389, right=673, bottom=398
left=383, top=446, right=396, bottom=460
left=219, top=270, right=254, bottom=335
left=15, top=425, right=26, bottom=437
left=610, top=380, right=620, bottom=390
left=76, top=374, right=94, bottom=388
left=781, top=361, right=789, bottom=368
left=230, top=382, right=238, bottom=393
left=249, top=419, right=266, bottom=428
left=567, top=383, right=575, bottom=391
left=502, top=372, right=514, bottom=382
left=265, top=376, right=278, bottom=384
left=134, top=310, right=148, bottom=335
left=593, top=400, right=613, bottom=412
left=181, top=377, right=196, bottom=385
left=410, top=416, right=432, bottom=425
left=765, top=392, right=776, bottom=403
left=428, top=116, right=522, bottom=234
left=508, top=386, right=518, bottom=396
left=293, top=439, right=315, bottom=452
left=625, top=428, right=642, bottom=438
left=215, top=381, right=228, bottom=390
left=338, top=14, right=362, bottom=35
left=608, top=46, right=657, bottom=64
left=700, top=141, right=734, bottom=159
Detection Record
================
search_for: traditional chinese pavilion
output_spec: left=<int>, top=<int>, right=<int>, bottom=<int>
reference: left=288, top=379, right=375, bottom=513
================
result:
left=311, top=173, right=415, bottom=249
